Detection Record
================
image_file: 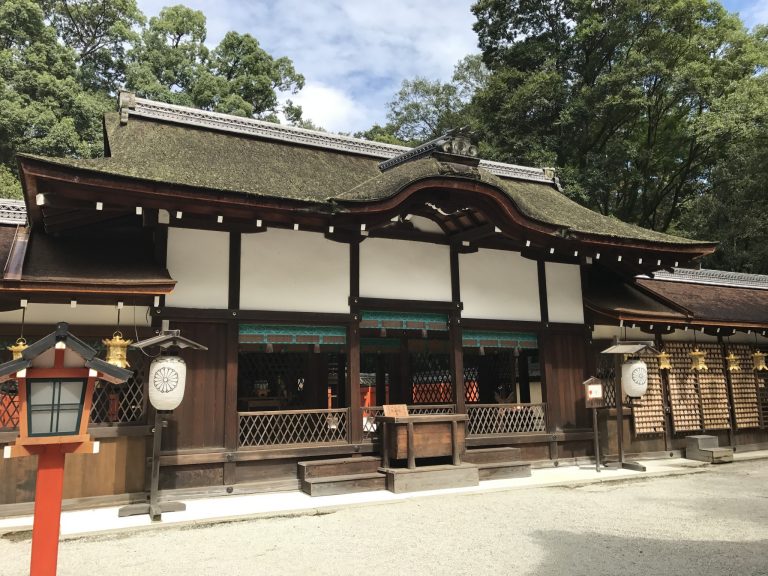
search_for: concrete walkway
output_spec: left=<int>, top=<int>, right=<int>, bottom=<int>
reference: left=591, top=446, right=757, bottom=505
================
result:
left=4, top=450, right=764, bottom=539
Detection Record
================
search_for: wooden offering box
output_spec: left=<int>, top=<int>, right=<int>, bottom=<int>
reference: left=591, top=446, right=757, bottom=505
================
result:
left=378, top=413, right=468, bottom=469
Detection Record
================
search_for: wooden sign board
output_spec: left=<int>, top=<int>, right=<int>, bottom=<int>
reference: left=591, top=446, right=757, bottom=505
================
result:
left=383, top=404, right=408, bottom=418
left=583, top=378, right=605, bottom=409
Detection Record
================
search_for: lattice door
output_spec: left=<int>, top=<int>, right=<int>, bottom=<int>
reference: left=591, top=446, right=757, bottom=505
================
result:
left=463, top=360, right=479, bottom=404
left=410, top=351, right=453, bottom=404
left=728, top=345, right=761, bottom=429
left=631, top=351, right=665, bottom=436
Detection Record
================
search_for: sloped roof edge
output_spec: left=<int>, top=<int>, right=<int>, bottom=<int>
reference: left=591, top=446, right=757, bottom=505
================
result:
left=124, top=95, right=554, bottom=184
left=643, top=268, right=768, bottom=290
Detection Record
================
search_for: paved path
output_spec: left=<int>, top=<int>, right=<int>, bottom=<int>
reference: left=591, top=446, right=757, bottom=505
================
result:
left=2, top=459, right=767, bottom=575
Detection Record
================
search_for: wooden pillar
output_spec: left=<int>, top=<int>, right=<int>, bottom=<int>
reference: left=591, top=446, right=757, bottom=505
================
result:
left=347, top=316, right=362, bottom=443
left=450, top=311, right=466, bottom=413
left=375, top=354, right=387, bottom=406
left=655, top=333, right=674, bottom=451
left=223, top=320, right=239, bottom=485
left=449, top=245, right=465, bottom=413
left=400, top=337, right=411, bottom=405
left=719, top=335, right=738, bottom=449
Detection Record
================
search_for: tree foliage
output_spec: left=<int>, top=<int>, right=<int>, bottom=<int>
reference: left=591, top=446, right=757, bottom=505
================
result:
left=471, top=0, right=768, bottom=235
left=0, top=0, right=306, bottom=199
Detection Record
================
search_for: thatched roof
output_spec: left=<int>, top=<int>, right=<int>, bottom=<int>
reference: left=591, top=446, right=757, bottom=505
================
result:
left=18, top=95, right=712, bottom=248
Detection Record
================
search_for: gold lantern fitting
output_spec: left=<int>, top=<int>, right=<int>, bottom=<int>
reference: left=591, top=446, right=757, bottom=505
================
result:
left=753, top=350, right=767, bottom=372
left=690, top=347, right=708, bottom=371
left=725, top=350, right=741, bottom=372
left=103, top=331, right=132, bottom=369
left=658, top=350, right=672, bottom=371
left=7, top=337, right=27, bottom=360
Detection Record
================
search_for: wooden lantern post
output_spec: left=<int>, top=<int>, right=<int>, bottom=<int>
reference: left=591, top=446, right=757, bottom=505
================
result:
left=0, top=323, right=131, bottom=576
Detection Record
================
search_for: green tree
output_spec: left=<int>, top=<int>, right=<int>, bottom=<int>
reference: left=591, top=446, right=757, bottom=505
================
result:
left=359, top=55, right=487, bottom=146
left=471, top=0, right=768, bottom=232
left=42, top=0, right=145, bottom=92
left=125, top=5, right=304, bottom=119
left=0, top=0, right=111, bottom=198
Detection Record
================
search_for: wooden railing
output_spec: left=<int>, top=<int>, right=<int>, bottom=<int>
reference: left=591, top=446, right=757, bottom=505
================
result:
left=466, top=403, right=547, bottom=436
left=239, top=408, right=349, bottom=448
left=361, top=404, right=456, bottom=442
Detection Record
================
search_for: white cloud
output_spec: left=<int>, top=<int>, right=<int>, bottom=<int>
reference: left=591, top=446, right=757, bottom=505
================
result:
left=134, top=0, right=479, bottom=133
left=286, top=82, right=368, bottom=133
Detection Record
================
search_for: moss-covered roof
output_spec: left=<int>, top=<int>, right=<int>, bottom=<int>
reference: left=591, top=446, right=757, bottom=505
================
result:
left=21, top=110, right=711, bottom=247
left=37, top=113, right=382, bottom=203
left=337, top=158, right=705, bottom=245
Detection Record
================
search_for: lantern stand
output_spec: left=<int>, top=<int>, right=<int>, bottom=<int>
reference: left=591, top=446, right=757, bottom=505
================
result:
left=600, top=340, right=660, bottom=472
left=0, top=322, right=132, bottom=576
left=118, top=330, right=207, bottom=521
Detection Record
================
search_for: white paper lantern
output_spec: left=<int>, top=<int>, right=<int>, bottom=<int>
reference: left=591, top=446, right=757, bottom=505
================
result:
left=148, top=355, right=186, bottom=410
left=621, top=358, right=648, bottom=398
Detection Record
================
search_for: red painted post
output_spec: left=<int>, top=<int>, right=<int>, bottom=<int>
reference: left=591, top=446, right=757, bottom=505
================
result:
left=30, top=445, right=66, bottom=576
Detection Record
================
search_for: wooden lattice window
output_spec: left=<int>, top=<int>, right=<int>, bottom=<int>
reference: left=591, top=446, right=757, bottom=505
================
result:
left=410, top=351, right=453, bottom=404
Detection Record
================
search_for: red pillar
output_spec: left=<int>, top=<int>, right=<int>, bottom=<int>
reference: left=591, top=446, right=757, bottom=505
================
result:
left=30, top=445, right=66, bottom=576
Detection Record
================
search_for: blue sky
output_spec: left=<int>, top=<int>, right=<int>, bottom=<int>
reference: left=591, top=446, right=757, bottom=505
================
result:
left=135, top=1, right=768, bottom=133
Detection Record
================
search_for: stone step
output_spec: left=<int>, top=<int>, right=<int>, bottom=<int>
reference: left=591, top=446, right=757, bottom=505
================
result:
left=301, top=472, right=387, bottom=496
left=686, top=435, right=720, bottom=450
left=463, top=447, right=522, bottom=465
left=384, top=463, right=479, bottom=494
left=477, top=461, right=531, bottom=481
left=297, top=456, right=381, bottom=481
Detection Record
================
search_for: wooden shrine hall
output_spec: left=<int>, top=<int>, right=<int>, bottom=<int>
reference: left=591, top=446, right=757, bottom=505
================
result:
left=0, top=92, right=766, bottom=508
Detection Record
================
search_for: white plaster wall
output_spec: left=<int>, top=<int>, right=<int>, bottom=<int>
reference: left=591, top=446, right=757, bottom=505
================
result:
left=460, top=249, right=540, bottom=321
left=360, top=238, right=451, bottom=302
left=166, top=228, right=229, bottom=309
left=0, top=304, right=151, bottom=327
left=545, top=262, right=584, bottom=324
left=240, top=228, right=349, bottom=313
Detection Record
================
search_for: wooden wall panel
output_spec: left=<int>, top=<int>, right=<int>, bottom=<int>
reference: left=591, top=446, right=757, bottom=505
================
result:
left=164, top=321, right=228, bottom=451
left=0, top=437, right=146, bottom=505
left=541, top=330, right=589, bottom=429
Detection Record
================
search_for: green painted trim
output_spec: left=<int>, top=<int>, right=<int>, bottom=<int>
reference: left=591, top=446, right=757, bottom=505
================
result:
left=462, top=330, right=538, bottom=349
left=360, top=310, right=448, bottom=331
left=239, top=324, right=346, bottom=345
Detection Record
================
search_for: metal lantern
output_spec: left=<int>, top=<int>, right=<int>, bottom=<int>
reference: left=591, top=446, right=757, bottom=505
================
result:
left=753, top=350, right=767, bottom=372
left=725, top=350, right=741, bottom=372
left=147, top=355, right=187, bottom=410
left=690, top=347, right=708, bottom=371
left=657, top=350, right=672, bottom=371
left=103, top=331, right=132, bottom=369
left=27, top=377, right=88, bottom=436
left=621, top=358, right=648, bottom=398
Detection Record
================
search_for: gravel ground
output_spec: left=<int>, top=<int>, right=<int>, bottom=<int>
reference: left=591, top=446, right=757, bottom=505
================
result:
left=2, top=460, right=767, bottom=576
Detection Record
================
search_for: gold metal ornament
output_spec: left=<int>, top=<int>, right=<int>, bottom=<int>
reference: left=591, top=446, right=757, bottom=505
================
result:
left=725, top=350, right=741, bottom=372
left=657, top=350, right=672, bottom=371
left=103, top=331, right=132, bottom=369
left=690, top=347, right=708, bottom=371
left=753, top=350, right=767, bottom=372
left=7, top=338, right=27, bottom=360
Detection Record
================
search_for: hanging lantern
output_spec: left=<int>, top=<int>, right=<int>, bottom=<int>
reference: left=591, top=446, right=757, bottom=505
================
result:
left=7, top=338, right=27, bottom=360
left=148, top=355, right=187, bottom=410
left=657, top=350, right=672, bottom=371
left=725, top=350, right=741, bottom=372
left=621, top=357, right=648, bottom=398
left=103, top=331, right=132, bottom=369
left=753, top=350, right=767, bottom=372
left=690, top=348, right=708, bottom=371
